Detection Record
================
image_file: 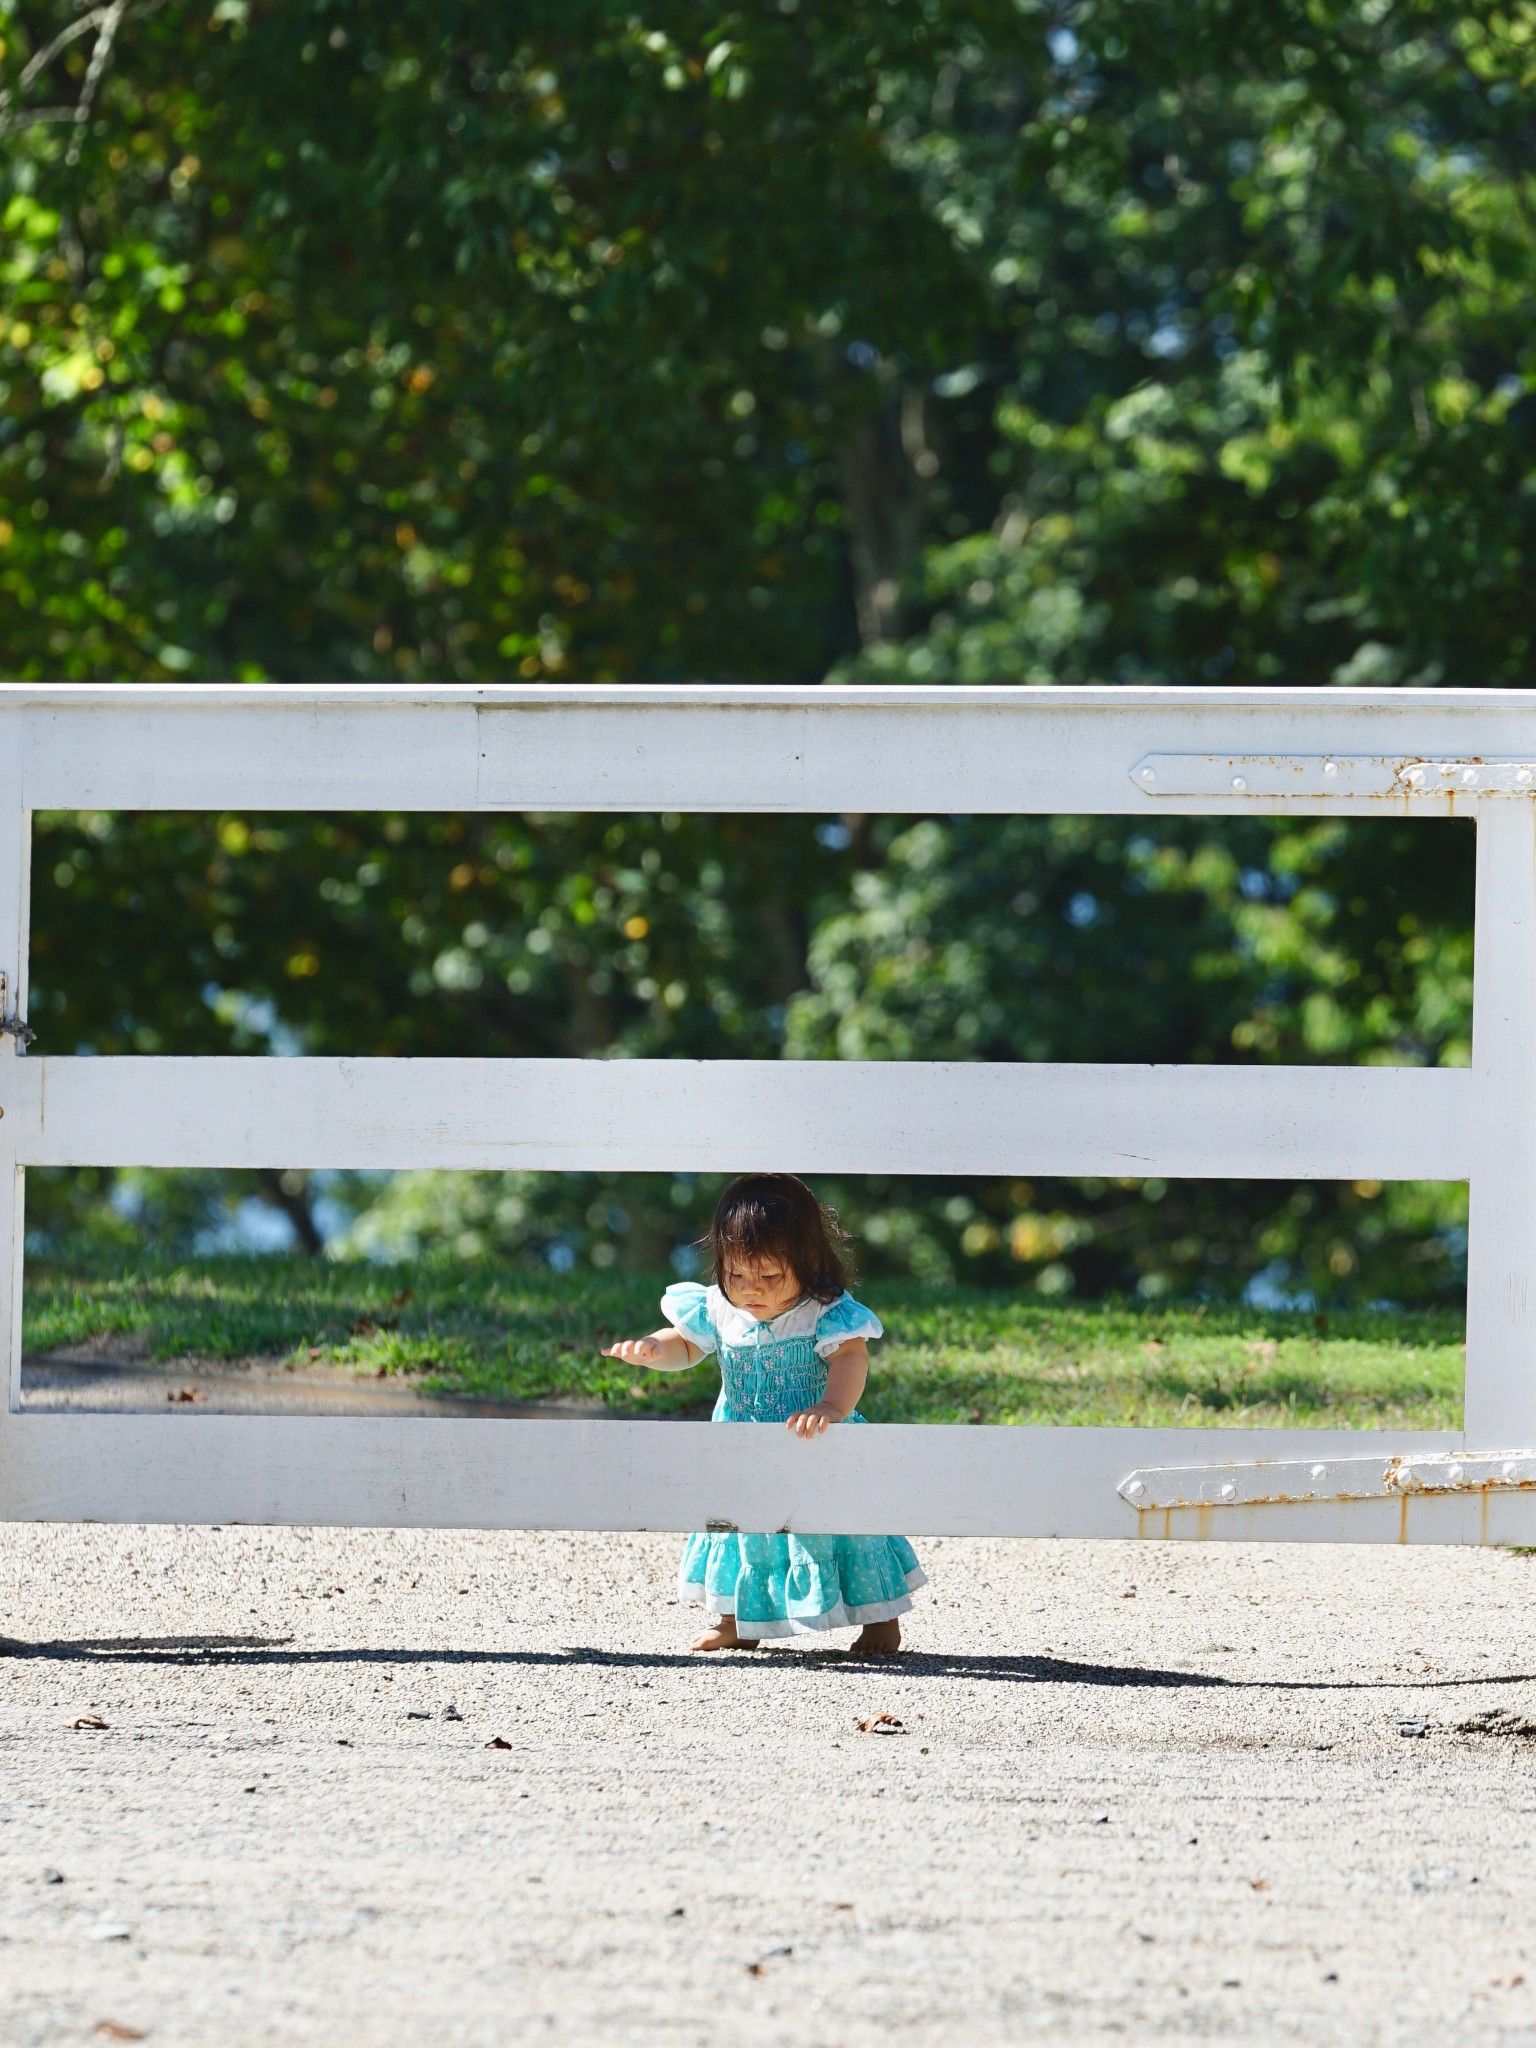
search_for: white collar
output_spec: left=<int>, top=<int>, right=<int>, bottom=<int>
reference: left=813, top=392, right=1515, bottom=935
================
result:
left=706, top=1284, right=823, bottom=1345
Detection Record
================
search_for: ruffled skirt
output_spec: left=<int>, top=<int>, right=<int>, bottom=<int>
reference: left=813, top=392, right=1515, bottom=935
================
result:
left=679, top=1528, right=927, bottom=1639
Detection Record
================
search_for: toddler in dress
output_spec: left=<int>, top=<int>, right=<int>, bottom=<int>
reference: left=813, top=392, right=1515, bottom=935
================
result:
left=601, top=1172, right=925, bottom=1655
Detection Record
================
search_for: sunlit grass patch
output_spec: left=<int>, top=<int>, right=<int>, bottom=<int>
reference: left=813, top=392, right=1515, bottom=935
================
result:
left=865, top=1295, right=1462, bottom=1429
left=24, top=1256, right=1464, bottom=1429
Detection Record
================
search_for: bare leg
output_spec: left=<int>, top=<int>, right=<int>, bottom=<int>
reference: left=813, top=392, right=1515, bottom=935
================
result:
left=691, top=1613, right=761, bottom=1653
left=849, top=1618, right=901, bottom=1657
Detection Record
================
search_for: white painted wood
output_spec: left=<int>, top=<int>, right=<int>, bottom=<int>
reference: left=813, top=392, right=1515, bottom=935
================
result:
left=1, top=1056, right=1472, bottom=1181
left=0, top=1415, right=1468, bottom=1538
left=0, top=733, right=29, bottom=1422
left=1464, top=803, right=1536, bottom=1445
left=0, top=1166, right=20, bottom=1423
left=0, top=683, right=1533, bottom=816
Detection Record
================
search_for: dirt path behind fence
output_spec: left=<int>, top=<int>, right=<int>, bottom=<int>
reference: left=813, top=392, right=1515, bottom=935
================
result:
left=3, top=1526, right=1535, bottom=2045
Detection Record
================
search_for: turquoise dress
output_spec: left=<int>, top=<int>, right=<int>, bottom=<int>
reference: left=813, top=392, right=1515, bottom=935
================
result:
left=664, top=1281, right=926, bottom=1640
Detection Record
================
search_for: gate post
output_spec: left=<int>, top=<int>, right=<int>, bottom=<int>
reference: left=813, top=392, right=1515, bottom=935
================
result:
left=1465, top=801, right=1536, bottom=1447
left=0, top=723, right=29, bottom=1416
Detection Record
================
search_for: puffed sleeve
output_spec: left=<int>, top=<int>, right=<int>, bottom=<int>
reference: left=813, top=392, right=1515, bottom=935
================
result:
left=814, top=1292, right=884, bottom=1358
left=660, top=1281, right=717, bottom=1356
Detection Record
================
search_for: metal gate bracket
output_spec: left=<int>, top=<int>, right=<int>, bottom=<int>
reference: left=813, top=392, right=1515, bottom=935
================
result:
left=1118, top=1450, right=1536, bottom=1513
left=1129, top=755, right=1536, bottom=800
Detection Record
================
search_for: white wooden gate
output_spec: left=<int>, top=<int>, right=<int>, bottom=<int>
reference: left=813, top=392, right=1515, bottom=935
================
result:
left=2, top=681, right=1532, bottom=1544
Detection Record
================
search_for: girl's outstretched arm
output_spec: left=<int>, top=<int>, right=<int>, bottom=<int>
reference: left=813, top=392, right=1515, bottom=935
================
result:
left=600, top=1329, right=703, bottom=1373
left=786, top=1338, right=869, bottom=1438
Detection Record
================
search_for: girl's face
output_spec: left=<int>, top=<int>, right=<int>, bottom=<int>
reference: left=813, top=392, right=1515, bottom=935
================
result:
left=720, top=1250, right=803, bottom=1321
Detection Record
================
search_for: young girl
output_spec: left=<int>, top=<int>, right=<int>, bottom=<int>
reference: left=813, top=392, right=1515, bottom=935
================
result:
left=600, top=1173, right=925, bottom=1655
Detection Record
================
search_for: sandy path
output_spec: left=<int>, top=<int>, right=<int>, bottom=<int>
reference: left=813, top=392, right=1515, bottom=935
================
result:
left=3, top=1525, right=1535, bottom=2044
left=19, top=1353, right=614, bottom=1418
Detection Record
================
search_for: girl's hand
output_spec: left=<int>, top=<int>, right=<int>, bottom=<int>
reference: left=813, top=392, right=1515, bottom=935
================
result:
left=786, top=1400, right=845, bottom=1439
left=600, top=1329, right=702, bottom=1372
left=601, top=1337, right=665, bottom=1365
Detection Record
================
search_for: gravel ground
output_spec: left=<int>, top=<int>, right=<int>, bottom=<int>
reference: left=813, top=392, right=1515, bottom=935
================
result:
left=3, top=1525, right=1536, bottom=2046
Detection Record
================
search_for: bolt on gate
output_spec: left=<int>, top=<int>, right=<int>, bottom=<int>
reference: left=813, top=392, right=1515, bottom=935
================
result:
left=1, top=682, right=1534, bottom=1545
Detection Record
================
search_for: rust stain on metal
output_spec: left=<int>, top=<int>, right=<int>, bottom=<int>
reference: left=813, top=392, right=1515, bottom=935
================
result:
left=1126, top=1443, right=1536, bottom=1541
left=1134, top=1506, right=1175, bottom=1539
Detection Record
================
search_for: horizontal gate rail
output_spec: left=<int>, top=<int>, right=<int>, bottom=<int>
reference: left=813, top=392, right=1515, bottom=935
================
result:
left=0, top=682, right=1530, bottom=1542
left=0, top=1417, right=1468, bottom=1541
left=3, top=1057, right=1471, bottom=1180
left=3, top=680, right=1536, bottom=815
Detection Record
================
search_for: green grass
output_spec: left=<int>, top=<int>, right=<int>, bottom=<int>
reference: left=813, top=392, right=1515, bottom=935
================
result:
left=24, top=1253, right=1466, bottom=1429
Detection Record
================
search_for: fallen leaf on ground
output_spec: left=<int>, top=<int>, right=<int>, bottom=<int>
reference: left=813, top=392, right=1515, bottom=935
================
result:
left=96, top=2024, right=148, bottom=2041
left=745, top=1963, right=765, bottom=1978
left=70, top=1714, right=109, bottom=1730
left=484, top=1736, right=513, bottom=1750
left=855, top=1713, right=903, bottom=1733
left=1249, top=1879, right=1270, bottom=1892
left=831, top=1901, right=854, bottom=1911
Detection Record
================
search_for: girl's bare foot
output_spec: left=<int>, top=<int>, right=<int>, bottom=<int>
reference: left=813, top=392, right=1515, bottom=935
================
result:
left=850, top=1619, right=901, bottom=1657
left=690, top=1615, right=761, bottom=1652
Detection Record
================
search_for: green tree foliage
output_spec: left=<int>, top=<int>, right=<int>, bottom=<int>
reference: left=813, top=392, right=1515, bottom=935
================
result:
left=786, top=816, right=1474, bottom=1069
left=0, top=0, right=1002, bottom=680
left=30, top=810, right=843, bottom=1058
left=6, top=0, right=1530, bottom=1301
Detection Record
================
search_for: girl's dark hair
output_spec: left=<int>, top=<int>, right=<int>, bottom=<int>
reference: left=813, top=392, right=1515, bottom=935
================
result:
left=709, top=1174, right=852, bottom=1305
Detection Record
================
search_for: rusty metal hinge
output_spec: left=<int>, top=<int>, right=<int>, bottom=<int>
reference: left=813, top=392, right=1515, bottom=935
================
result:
left=1118, top=1450, right=1536, bottom=1513
left=0, top=973, right=34, bottom=1049
left=1130, top=755, right=1536, bottom=801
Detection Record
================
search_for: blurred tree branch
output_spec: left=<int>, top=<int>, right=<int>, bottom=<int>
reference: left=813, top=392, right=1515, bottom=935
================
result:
left=0, top=0, right=165, bottom=158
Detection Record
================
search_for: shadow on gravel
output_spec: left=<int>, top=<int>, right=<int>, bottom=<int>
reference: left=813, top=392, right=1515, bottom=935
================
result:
left=6, top=1635, right=1536, bottom=1695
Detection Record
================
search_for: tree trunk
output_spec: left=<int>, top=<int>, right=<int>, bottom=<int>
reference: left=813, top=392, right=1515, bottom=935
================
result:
left=255, top=1168, right=325, bottom=1256
left=837, top=384, right=934, bottom=649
